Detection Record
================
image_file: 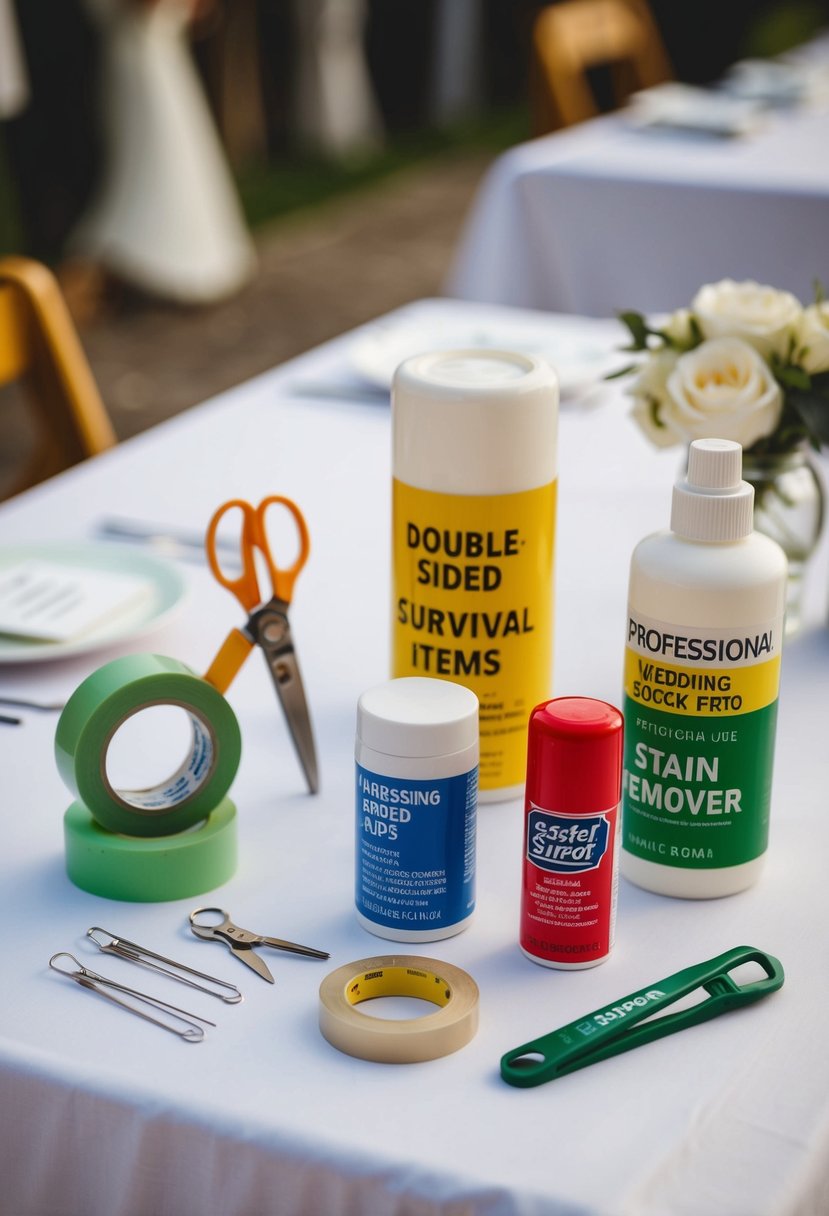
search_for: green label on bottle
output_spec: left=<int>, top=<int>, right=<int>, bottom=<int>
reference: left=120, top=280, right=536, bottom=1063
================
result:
left=622, top=612, right=782, bottom=870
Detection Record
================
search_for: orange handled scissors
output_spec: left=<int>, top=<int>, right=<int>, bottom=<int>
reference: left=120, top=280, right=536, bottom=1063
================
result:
left=203, top=496, right=318, bottom=794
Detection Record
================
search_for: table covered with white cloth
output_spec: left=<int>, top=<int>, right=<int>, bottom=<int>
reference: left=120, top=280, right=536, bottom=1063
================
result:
left=447, top=101, right=829, bottom=317
left=1, top=301, right=829, bottom=1216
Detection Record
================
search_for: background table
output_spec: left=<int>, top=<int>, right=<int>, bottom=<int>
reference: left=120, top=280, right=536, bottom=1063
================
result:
left=447, top=101, right=829, bottom=316
left=2, top=302, right=829, bottom=1216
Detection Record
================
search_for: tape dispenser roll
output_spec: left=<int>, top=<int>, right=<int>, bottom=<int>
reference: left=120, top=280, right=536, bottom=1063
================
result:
left=319, top=955, right=479, bottom=1063
left=64, top=797, right=238, bottom=902
left=55, top=654, right=241, bottom=837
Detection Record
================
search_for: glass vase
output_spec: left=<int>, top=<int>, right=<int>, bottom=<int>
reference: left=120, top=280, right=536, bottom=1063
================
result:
left=742, top=446, right=825, bottom=635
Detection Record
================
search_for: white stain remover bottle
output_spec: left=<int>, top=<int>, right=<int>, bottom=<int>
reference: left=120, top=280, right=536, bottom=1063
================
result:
left=621, top=438, right=787, bottom=898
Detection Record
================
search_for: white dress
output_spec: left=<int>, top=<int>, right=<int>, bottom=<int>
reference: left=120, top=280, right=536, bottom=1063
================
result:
left=291, top=0, right=383, bottom=158
left=0, top=0, right=29, bottom=118
left=74, top=0, right=256, bottom=303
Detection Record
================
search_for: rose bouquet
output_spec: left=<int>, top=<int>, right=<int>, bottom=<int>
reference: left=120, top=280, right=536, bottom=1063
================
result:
left=614, top=279, right=829, bottom=455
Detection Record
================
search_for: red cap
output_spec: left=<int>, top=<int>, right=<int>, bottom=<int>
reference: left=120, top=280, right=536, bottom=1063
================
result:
left=525, top=697, right=623, bottom=815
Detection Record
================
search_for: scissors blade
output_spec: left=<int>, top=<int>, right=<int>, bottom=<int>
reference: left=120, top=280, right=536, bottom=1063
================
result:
left=269, top=651, right=319, bottom=795
left=229, top=944, right=274, bottom=984
left=253, top=603, right=319, bottom=794
left=259, top=936, right=330, bottom=960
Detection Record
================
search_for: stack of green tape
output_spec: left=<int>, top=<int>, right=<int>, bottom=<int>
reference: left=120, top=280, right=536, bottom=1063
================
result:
left=55, top=654, right=241, bottom=901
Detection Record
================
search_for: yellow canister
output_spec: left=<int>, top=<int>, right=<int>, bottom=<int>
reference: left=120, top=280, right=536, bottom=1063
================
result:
left=391, top=349, right=559, bottom=801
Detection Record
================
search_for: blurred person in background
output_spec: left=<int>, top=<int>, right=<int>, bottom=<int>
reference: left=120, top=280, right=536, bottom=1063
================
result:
left=0, top=0, right=28, bottom=122
left=67, top=0, right=255, bottom=307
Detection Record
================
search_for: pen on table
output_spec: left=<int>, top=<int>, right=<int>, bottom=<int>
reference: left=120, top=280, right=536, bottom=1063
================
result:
left=96, top=518, right=241, bottom=569
left=287, top=381, right=390, bottom=404
left=0, top=713, right=22, bottom=726
left=0, top=696, right=64, bottom=712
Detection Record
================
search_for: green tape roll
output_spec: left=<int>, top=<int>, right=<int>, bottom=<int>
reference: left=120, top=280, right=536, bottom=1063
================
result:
left=64, top=797, right=238, bottom=902
left=55, top=654, right=241, bottom=837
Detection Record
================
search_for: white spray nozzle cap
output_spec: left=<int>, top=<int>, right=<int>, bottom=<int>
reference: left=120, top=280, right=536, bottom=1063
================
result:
left=671, top=438, right=754, bottom=541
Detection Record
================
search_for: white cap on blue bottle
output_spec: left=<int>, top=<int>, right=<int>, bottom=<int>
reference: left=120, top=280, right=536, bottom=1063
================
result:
left=357, top=677, right=479, bottom=759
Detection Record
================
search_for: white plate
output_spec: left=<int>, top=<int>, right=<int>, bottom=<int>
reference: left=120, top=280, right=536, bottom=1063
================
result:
left=347, top=312, right=617, bottom=396
left=626, top=83, right=765, bottom=138
left=0, top=543, right=188, bottom=664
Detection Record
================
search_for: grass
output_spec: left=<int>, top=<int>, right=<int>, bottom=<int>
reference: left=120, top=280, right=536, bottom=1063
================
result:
left=235, top=107, right=529, bottom=229
left=743, top=2, right=827, bottom=58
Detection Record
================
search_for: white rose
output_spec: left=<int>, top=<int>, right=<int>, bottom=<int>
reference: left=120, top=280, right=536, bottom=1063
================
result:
left=662, top=337, right=782, bottom=448
left=795, top=302, right=829, bottom=374
left=627, top=348, right=684, bottom=447
left=660, top=307, right=696, bottom=349
left=692, top=279, right=802, bottom=359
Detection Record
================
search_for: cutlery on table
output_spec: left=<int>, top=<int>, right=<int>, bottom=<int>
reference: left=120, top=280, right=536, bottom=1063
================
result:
left=0, top=696, right=65, bottom=712
left=96, top=518, right=241, bottom=569
left=287, top=381, right=390, bottom=404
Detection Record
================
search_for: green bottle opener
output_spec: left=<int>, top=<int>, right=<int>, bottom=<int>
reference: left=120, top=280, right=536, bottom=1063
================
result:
left=501, top=945, right=784, bottom=1088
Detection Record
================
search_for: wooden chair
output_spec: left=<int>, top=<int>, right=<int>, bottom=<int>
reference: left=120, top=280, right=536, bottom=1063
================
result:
left=0, top=256, right=116, bottom=498
left=532, top=0, right=673, bottom=134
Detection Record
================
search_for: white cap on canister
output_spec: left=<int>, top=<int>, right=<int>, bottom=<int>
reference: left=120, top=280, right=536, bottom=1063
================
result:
left=357, top=677, right=479, bottom=759
left=670, top=438, right=754, bottom=542
left=392, top=349, right=558, bottom=494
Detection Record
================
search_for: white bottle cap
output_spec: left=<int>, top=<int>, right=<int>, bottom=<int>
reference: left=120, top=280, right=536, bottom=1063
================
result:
left=392, top=349, right=559, bottom=494
left=670, top=438, right=754, bottom=542
left=357, top=677, right=479, bottom=759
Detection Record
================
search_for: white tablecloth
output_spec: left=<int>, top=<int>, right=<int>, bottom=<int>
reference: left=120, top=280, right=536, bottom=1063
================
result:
left=447, top=105, right=829, bottom=316
left=2, top=302, right=829, bottom=1216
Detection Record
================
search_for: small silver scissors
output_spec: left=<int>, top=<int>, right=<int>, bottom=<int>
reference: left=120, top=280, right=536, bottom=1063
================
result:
left=189, top=907, right=329, bottom=984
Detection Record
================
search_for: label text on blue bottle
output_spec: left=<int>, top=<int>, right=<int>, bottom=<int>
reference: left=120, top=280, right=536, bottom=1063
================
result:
left=355, top=764, right=477, bottom=931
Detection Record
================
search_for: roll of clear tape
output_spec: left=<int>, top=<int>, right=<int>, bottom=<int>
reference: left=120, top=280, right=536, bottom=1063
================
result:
left=64, top=797, right=238, bottom=902
left=318, top=955, right=479, bottom=1063
left=55, top=654, right=241, bottom=837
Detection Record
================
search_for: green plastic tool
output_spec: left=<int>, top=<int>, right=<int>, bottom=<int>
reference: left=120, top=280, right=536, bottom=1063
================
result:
left=501, top=945, right=784, bottom=1088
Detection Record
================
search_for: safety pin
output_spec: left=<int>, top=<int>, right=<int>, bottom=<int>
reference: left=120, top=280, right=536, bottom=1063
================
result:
left=501, top=945, right=784, bottom=1088
left=49, top=953, right=216, bottom=1043
left=86, top=927, right=242, bottom=1004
